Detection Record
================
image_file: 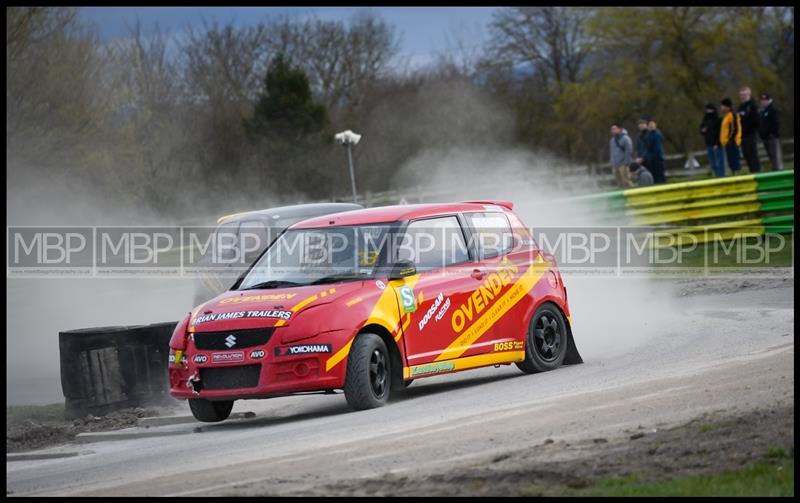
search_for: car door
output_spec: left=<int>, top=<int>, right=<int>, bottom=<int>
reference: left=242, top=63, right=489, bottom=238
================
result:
left=462, top=211, right=533, bottom=355
left=395, top=215, right=482, bottom=367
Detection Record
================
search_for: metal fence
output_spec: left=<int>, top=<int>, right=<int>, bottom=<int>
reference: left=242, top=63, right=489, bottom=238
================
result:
left=331, top=138, right=794, bottom=207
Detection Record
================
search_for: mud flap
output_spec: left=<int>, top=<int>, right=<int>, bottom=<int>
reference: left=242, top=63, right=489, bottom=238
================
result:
left=563, top=326, right=583, bottom=365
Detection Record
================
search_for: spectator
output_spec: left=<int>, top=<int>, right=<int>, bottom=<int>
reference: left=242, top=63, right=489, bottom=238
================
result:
left=719, top=98, right=742, bottom=174
left=609, top=123, right=633, bottom=187
left=635, top=119, right=649, bottom=165
left=737, top=86, right=761, bottom=173
left=700, top=103, right=725, bottom=177
left=627, top=161, right=654, bottom=187
left=644, top=119, right=666, bottom=184
left=757, top=93, right=782, bottom=171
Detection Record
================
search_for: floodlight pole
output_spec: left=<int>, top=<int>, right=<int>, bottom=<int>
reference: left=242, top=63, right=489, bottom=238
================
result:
left=346, top=142, right=357, bottom=203
left=335, top=130, right=361, bottom=204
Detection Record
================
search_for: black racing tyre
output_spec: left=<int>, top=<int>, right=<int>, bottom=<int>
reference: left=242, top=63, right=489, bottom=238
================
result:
left=344, top=333, right=391, bottom=410
left=189, top=398, right=234, bottom=422
left=516, top=303, right=568, bottom=374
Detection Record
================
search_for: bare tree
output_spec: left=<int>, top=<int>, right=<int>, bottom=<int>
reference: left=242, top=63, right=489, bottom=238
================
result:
left=7, top=7, right=110, bottom=167
left=180, top=21, right=272, bottom=108
left=275, top=12, right=399, bottom=113
left=6, top=7, right=77, bottom=60
left=487, top=7, right=594, bottom=94
left=434, top=21, right=486, bottom=78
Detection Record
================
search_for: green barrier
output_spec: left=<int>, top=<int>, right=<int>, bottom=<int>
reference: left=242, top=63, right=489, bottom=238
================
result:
left=550, top=171, right=794, bottom=246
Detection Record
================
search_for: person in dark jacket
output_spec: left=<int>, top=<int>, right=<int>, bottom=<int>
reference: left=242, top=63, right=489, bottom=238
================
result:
left=737, top=86, right=761, bottom=173
left=700, top=103, right=724, bottom=177
left=627, top=161, right=654, bottom=187
left=758, top=93, right=782, bottom=171
left=644, top=119, right=666, bottom=183
left=635, top=119, right=649, bottom=166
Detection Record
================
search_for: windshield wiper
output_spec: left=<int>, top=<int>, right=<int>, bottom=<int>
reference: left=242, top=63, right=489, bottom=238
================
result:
left=240, top=280, right=302, bottom=290
left=308, top=273, right=369, bottom=285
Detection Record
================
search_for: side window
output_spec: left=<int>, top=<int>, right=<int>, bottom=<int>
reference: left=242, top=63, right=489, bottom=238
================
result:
left=239, top=220, right=269, bottom=263
left=398, top=216, right=470, bottom=271
left=465, top=212, right=514, bottom=260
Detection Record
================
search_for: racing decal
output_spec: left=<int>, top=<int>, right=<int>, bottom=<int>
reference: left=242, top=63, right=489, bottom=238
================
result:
left=273, top=288, right=336, bottom=327
left=169, top=350, right=186, bottom=368
left=418, top=292, right=444, bottom=332
left=435, top=297, right=451, bottom=322
left=326, top=274, right=421, bottom=372
left=493, top=341, right=524, bottom=352
left=375, top=280, right=386, bottom=290
left=435, top=256, right=551, bottom=362
left=397, top=286, right=417, bottom=313
left=274, top=344, right=332, bottom=356
left=219, top=293, right=298, bottom=304
left=346, top=296, right=364, bottom=307
left=212, top=352, right=244, bottom=363
left=394, top=312, right=412, bottom=342
left=410, top=361, right=455, bottom=377
left=249, top=349, right=265, bottom=359
left=450, top=258, right=519, bottom=334
left=191, top=310, right=292, bottom=326
left=404, top=351, right=526, bottom=379
left=193, top=354, right=208, bottom=364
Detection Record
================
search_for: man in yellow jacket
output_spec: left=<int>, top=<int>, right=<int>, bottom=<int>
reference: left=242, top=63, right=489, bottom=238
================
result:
left=719, top=98, right=742, bottom=174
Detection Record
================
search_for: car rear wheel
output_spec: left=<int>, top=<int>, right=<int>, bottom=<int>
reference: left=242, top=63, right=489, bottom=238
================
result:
left=516, top=303, right=568, bottom=374
left=344, top=333, right=391, bottom=410
left=189, top=398, right=234, bottom=422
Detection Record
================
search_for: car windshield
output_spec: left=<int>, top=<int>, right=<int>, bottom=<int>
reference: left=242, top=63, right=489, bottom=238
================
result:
left=238, top=225, right=391, bottom=289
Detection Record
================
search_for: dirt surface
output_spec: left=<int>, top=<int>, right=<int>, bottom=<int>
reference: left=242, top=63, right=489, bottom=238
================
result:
left=675, top=275, right=794, bottom=297
left=299, top=405, right=794, bottom=496
left=6, top=405, right=178, bottom=453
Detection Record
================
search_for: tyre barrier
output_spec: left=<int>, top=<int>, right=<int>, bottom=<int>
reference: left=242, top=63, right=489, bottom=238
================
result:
left=59, top=321, right=177, bottom=419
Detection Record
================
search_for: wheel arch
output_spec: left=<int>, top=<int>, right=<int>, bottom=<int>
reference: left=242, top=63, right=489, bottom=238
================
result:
left=358, top=323, right=406, bottom=391
left=529, top=299, right=583, bottom=366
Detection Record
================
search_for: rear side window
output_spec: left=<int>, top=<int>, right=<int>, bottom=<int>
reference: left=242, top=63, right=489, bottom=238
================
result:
left=465, top=212, right=513, bottom=259
left=397, top=216, right=470, bottom=271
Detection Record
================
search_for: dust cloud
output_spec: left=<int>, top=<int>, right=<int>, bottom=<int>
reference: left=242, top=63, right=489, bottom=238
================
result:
left=392, top=147, right=683, bottom=361
left=5, top=164, right=287, bottom=405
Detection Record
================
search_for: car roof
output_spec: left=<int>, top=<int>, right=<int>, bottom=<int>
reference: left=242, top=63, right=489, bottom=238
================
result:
left=217, top=203, right=363, bottom=225
left=292, top=201, right=514, bottom=228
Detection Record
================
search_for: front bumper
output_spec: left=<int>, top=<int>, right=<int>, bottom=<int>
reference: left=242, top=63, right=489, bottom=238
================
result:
left=169, top=328, right=348, bottom=400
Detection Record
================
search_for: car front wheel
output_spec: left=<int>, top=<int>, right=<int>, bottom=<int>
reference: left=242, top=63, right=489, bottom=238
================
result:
left=343, top=333, right=391, bottom=410
left=189, top=398, right=234, bottom=422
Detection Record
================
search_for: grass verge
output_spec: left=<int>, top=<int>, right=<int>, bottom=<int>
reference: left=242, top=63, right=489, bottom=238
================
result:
left=580, top=453, right=794, bottom=496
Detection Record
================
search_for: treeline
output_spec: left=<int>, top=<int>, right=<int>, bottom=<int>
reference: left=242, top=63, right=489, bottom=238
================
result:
left=6, top=7, right=794, bottom=219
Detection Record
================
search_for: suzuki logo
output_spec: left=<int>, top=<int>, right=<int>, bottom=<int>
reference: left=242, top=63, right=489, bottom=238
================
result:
left=225, top=334, right=237, bottom=348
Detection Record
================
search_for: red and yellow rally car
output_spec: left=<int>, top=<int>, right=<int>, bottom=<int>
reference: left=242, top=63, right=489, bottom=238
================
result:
left=169, top=201, right=582, bottom=421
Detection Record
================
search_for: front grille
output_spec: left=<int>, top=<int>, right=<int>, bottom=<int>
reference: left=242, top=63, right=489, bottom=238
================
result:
left=201, top=365, right=261, bottom=390
left=193, top=328, right=274, bottom=350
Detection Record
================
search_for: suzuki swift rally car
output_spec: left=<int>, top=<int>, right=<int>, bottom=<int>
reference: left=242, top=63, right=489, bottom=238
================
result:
left=169, top=201, right=582, bottom=421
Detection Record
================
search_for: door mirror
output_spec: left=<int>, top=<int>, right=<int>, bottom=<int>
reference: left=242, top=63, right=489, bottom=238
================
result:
left=388, top=259, right=416, bottom=280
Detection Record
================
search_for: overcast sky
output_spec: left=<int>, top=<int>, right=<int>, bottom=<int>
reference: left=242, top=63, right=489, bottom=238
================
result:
left=79, top=7, right=497, bottom=68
